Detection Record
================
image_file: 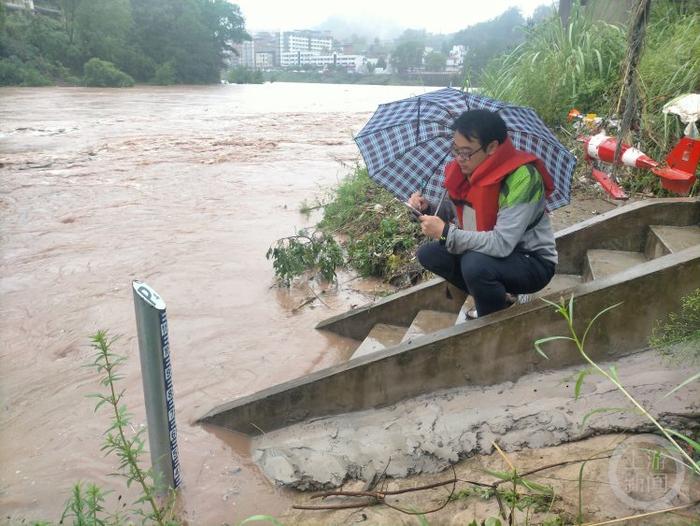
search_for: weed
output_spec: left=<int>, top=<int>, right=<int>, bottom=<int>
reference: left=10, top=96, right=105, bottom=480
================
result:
left=266, top=229, right=343, bottom=286
left=267, top=166, right=425, bottom=287
left=57, top=331, right=179, bottom=526
left=535, top=296, right=700, bottom=475
left=480, top=1, right=700, bottom=193
left=650, top=287, right=700, bottom=365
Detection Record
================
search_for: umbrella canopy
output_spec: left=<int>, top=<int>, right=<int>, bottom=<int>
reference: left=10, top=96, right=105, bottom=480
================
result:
left=354, top=87, right=576, bottom=210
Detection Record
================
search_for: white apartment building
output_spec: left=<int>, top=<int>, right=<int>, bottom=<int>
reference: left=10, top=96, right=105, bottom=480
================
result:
left=279, top=31, right=333, bottom=57
left=446, top=45, right=467, bottom=73
left=279, top=51, right=365, bottom=72
left=255, top=51, right=274, bottom=70
left=235, top=40, right=255, bottom=68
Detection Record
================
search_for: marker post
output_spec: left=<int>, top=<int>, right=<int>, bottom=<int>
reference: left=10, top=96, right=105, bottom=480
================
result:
left=132, top=280, right=182, bottom=490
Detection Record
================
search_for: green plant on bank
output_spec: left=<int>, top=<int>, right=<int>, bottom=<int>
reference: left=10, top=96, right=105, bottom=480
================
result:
left=266, top=229, right=343, bottom=286
left=650, top=287, right=700, bottom=402
left=535, top=296, right=700, bottom=476
left=60, top=331, right=179, bottom=526
left=83, top=58, right=134, bottom=87
left=227, top=66, right=264, bottom=84
left=319, top=166, right=424, bottom=284
left=268, top=166, right=425, bottom=287
left=650, top=287, right=700, bottom=364
left=480, top=2, right=626, bottom=126
left=480, top=1, right=700, bottom=196
left=449, top=470, right=555, bottom=516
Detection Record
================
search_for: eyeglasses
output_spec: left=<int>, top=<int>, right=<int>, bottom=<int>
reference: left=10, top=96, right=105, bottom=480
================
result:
left=450, top=145, right=483, bottom=161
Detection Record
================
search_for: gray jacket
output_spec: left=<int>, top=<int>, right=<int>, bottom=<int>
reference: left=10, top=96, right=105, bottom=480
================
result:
left=428, top=164, right=558, bottom=264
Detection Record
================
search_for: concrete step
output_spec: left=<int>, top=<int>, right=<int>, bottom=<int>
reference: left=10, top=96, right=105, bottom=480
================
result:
left=538, top=273, right=582, bottom=297
left=350, top=323, right=407, bottom=360
left=401, top=310, right=457, bottom=343
left=454, top=273, right=583, bottom=324
left=583, top=249, right=647, bottom=282
left=645, top=225, right=700, bottom=259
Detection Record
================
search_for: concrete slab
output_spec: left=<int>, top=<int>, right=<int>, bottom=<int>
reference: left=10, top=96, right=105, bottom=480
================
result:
left=537, top=273, right=582, bottom=298
left=400, top=310, right=457, bottom=343
left=646, top=225, right=700, bottom=259
left=318, top=199, right=700, bottom=341
left=315, top=278, right=467, bottom=340
left=350, top=323, right=407, bottom=360
left=583, top=249, right=647, bottom=282
left=454, top=274, right=583, bottom=324
left=252, top=349, right=700, bottom=489
left=555, top=198, right=700, bottom=275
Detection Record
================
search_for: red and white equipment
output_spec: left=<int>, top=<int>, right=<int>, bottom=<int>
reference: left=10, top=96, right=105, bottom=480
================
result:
left=570, top=94, right=700, bottom=198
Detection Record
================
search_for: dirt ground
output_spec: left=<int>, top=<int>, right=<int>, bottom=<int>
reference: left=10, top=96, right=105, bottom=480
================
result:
left=282, top=434, right=700, bottom=525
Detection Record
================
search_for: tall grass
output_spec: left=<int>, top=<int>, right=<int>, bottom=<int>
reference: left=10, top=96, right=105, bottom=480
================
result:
left=481, top=0, right=700, bottom=172
left=480, top=3, right=626, bottom=125
left=637, top=1, right=700, bottom=156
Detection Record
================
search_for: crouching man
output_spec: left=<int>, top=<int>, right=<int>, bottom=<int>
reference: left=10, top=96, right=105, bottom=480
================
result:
left=409, top=109, right=557, bottom=318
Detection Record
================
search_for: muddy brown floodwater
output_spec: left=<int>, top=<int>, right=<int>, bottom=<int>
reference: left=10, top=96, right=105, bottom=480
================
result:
left=0, top=83, right=442, bottom=524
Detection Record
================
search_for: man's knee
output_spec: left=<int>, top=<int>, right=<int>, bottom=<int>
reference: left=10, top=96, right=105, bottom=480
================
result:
left=416, top=241, right=442, bottom=270
left=460, top=251, right=494, bottom=282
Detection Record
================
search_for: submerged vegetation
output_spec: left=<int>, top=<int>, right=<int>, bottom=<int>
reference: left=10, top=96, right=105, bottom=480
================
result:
left=267, top=166, right=424, bottom=287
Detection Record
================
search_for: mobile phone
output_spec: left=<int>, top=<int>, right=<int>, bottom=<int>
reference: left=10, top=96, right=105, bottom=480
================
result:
left=404, top=202, right=424, bottom=218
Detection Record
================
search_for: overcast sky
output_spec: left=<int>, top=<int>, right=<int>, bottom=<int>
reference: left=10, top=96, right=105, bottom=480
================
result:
left=234, top=0, right=553, bottom=35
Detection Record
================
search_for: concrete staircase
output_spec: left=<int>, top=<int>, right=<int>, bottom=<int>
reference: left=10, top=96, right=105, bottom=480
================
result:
left=350, top=224, right=700, bottom=360
left=199, top=199, right=700, bottom=436
left=583, top=225, right=700, bottom=282
left=350, top=225, right=700, bottom=359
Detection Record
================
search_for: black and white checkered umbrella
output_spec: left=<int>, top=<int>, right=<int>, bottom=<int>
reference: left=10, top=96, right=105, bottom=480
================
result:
left=354, top=87, right=576, bottom=210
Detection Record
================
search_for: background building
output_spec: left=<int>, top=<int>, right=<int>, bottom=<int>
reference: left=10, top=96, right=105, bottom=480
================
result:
left=2, top=0, right=61, bottom=16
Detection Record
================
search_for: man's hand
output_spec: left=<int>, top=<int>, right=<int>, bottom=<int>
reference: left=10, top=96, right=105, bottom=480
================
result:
left=408, top=191, right=429, bottom=212
left=419, top=214, right=445, bottom=240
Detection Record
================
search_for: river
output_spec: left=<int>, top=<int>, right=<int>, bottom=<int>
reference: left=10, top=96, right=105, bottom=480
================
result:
left=0, top=83, right=436, bottom=524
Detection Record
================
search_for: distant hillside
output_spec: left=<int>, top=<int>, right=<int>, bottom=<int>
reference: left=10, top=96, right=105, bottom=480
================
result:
left=314, top=15, right=404, bottom=41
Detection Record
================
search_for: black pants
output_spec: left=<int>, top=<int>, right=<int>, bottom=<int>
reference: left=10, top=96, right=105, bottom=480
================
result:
left=417, top=241, right=555, bottom=316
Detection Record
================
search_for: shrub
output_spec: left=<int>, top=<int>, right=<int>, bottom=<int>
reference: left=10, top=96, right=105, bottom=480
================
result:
left=153, top=60, right=177, bottom=85
left=266, top=229, right=343, bottom=286
left=480, top=4, right=626, bottom=126
left=650, top=288, right=700, bottom=364
left=226, top=66, right=263, bottom=84
left=319, top=166, right=425, bottom=285
left=83, top=57, right=134, bottom=87
left=0, top=56, right=51, bottom=86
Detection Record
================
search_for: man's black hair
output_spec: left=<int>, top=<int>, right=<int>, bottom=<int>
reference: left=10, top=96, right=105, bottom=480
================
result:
left=451, top=109, right=508, bottom=147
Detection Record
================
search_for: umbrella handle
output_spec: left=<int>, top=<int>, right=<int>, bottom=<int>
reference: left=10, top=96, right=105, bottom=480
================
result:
left=434, top=188, right=447, bottom=217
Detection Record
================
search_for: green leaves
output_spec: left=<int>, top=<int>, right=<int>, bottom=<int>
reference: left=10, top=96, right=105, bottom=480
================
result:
left=580, top=407, right=630, bottom=428
left=82, top=330, right=175, bottom=525
left=268, top=166, right=423, bottom=288
left=534, top=294, right=700, bottom=476
left=266, top=229, right=343, bottom=287
left=650, top=287, right=700, bottom=364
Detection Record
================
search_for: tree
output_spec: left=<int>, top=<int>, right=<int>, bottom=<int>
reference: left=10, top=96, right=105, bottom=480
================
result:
left=0, top=0, right=251, bottom=85
left=391, top=29, right=426, bottom=73
left=74, top=0, right=132, bottom=65
left=131, top=0, right=249, bottom=83
left=451, top=7, right=526, bottom=82
left=424, top=51, right=446, bottom=71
